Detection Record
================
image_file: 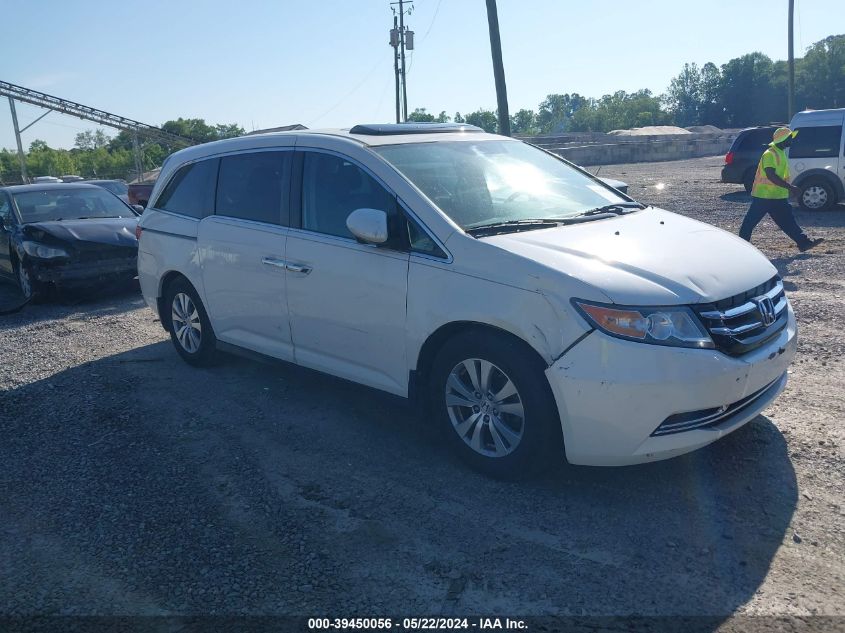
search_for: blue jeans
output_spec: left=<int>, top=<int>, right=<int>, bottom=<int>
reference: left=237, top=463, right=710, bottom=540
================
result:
left=739, top=197, right=809, bottom=246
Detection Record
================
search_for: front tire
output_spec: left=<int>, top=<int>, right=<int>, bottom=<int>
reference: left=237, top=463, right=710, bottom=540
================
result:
left=14, top=258, right=38, bottom=301
left=164, top=278, right=216, bottom=366
left=798, top=178, right=835, bottom=211
left=429, top=331, right=561, bottom=479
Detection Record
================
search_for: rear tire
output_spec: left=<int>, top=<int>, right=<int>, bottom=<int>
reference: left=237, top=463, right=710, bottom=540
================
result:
left=797, top=178, right=835, bottom=211
left=428, top=330, right=561, bottom=479
left=163, top=277, right=217, bottom=366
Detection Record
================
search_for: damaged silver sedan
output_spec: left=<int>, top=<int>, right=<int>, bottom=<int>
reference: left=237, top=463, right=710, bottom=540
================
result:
left=0, top=183, right=140, bottom=300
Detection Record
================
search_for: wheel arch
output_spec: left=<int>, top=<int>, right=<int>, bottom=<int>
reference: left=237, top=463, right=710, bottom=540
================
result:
left=410, top=320, right=551, bottom=405
left=793, top=169, right=844, bottom=200
left=156, top=270, right=194, bottom=331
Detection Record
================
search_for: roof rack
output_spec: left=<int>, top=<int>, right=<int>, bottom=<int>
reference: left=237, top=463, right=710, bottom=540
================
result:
left=349, top=123, right=483, bottom=136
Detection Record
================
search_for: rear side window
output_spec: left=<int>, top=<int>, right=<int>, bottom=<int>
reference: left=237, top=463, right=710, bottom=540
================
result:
left=301, top=153, right=395, bottom=239
left=790, top=126, right=843, bottom=159
left=737, top=128, right=775, bottom=152
left=155, top=159, right=218, bottom=218
left=216, top=151, right=290, bottom=225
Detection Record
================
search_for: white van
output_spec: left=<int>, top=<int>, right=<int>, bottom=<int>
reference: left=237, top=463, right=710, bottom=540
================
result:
left=137, top=123, right=796, bottom=478
left=789, top=108, right=845, bottom=210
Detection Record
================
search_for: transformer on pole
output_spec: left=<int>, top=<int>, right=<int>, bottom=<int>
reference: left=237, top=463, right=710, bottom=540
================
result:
left=389, top=0, right=413, bottom=122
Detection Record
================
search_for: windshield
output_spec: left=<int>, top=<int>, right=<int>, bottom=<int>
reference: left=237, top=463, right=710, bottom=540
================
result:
left=13, top=187, right=135, bottom=223
left=374, top=140, right=631, bottom=229
left=100, top=181, right=129, bottom=196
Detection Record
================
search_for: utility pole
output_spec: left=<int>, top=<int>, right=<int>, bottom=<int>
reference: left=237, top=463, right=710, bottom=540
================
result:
left=398, top=0, right=409, bottom=121
left=391, top=15, right=401, bottom=123
left=788, top=0, right=795, bottom=119
left=8, top=97, right=28, bottom=183
left=485, top=0, right=511, bottom=136
left=390, top=0, right=413, bottom=121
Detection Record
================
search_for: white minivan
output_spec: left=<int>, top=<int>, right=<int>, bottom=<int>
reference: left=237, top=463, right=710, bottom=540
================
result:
left=789, top=107, right=845, bottom=211
left=137, top=123, right=796, bottom=477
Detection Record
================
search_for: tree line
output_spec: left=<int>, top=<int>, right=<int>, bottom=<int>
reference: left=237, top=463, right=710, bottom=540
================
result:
left=409, top=33, right=844, bottom=135
left=0, top=118, right=245, bottom=185
left=1, top=34, right=842, bottom=183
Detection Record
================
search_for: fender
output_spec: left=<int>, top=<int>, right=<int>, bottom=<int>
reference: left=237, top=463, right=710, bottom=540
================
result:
left=792, top=168, right=844, bottom=199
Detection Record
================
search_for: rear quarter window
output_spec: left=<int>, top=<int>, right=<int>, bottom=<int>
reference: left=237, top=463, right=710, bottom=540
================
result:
left=790, top=126, right=843, bottom=159
left=154, top=159, right=219, bottom=218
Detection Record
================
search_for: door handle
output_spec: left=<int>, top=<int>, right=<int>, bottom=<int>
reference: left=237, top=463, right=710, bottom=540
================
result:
left=285, top=262, right=312, bottom=275
left=262, top=257, right=287, bottom=269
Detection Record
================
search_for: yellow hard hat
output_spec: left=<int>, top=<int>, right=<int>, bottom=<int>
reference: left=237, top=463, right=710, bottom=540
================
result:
left=772, top=127, right=798, bottom=143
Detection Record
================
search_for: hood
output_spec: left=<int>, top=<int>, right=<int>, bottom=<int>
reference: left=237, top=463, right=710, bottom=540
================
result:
left=482, top=207, right=777, bottom=305
left=23, top=217, right=138, bottom=248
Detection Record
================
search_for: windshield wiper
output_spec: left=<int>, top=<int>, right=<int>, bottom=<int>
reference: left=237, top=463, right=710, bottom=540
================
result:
left=576, top=203, right=645, bottom=217
left=466, top=218, right=564, bottom=236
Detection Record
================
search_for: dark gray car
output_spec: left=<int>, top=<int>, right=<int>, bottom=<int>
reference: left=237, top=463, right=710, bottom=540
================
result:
left=0, top=183, right=139, bottom=300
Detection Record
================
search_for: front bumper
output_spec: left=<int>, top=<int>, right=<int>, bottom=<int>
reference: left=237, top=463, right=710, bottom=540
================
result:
left=546, top=305, right=797, bottom=466
left=30, top=257, right=138, bottom=285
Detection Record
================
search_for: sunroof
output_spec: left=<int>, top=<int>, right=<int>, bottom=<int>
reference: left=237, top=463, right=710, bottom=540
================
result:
left=349, top=123, right=483, bottom=136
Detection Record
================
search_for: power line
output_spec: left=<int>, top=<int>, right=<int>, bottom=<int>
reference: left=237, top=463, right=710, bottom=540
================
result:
left=306, top=54, right=385, bottom=126
left=421, top=0, right=443, bottom=42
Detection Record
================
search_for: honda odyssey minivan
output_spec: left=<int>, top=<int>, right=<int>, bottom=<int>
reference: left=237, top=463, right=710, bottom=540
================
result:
left=137, top=123, right=796, bottom=477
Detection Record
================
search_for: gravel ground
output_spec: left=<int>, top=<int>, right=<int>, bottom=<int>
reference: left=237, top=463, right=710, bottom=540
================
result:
left=0, top=156, right=843, bottom=622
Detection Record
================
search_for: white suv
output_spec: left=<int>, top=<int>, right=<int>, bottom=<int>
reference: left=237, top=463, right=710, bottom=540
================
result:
left=137, top=123, right=797, bottom=477
left=789, top=108, right=845, bottom=211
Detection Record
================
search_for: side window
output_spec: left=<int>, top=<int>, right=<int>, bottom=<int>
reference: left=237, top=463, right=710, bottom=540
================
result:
left=407, top=216, right=446, bottom=258
left=301, top=153, right=394, bottom=239
left=154, top=158, right=218, bottom=218
left=216, top=151, right=290, bottom=225
left=790, top=126, right=843, bottom=159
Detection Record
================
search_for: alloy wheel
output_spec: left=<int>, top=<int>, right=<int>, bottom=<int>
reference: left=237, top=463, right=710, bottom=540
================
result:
left=171, top=292, right=202, bottom=354
left=444, top=358, right=525, bottom=457
left=802, top=185, right=828, bottom=210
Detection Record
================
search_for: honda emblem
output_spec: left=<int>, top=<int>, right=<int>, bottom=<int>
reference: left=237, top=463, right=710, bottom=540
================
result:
left=754, top=296, right=776, bottom=326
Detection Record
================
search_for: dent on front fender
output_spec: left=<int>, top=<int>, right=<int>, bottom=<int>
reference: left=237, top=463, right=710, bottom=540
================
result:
left=406, top=262, right=583, bottom=367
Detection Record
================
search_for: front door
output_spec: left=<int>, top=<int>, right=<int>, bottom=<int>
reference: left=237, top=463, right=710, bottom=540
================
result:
left=198, top=150, right=295, bottom=361
left=286, top=151, right=409, bottom=395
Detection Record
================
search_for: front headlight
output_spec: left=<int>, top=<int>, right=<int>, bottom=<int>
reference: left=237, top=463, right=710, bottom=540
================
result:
left=21, top=241, right=69, bottom=259
left=573, top=300, right=714, bottom=349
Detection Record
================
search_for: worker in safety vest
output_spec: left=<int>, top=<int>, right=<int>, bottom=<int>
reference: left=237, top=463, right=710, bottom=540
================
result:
left=739, top=127, right=823, bottom=252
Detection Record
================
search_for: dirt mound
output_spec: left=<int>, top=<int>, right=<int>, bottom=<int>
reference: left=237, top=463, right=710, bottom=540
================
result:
left=685, top=125, right=723, bottom=134
left=607, top=125, right=692, bottom=136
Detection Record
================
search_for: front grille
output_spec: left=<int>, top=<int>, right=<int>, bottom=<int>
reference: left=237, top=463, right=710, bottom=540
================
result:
left=694, top=276, right=788, bottom=356
left=73, top=244, right=137, bottom=263
left=651, top=376, right=783, bottom=436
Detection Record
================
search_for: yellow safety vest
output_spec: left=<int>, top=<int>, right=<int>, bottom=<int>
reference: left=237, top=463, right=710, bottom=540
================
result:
left=751, top=145, right=790, bottom=200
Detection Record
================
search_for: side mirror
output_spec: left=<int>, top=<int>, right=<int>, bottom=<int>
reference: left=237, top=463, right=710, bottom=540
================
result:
left=131, top=204, right=145, bottom=215
left=0, top=217, right=6, bottom=232
left=346, top=208, right=388, bottom=244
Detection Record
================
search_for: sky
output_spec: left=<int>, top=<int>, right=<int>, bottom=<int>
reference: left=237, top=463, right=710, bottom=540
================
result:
left=0, top=0, right=842, bottom=150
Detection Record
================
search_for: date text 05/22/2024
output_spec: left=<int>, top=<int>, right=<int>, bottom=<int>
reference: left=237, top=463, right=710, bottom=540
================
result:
left=307, top=617, right=528, bottom=630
